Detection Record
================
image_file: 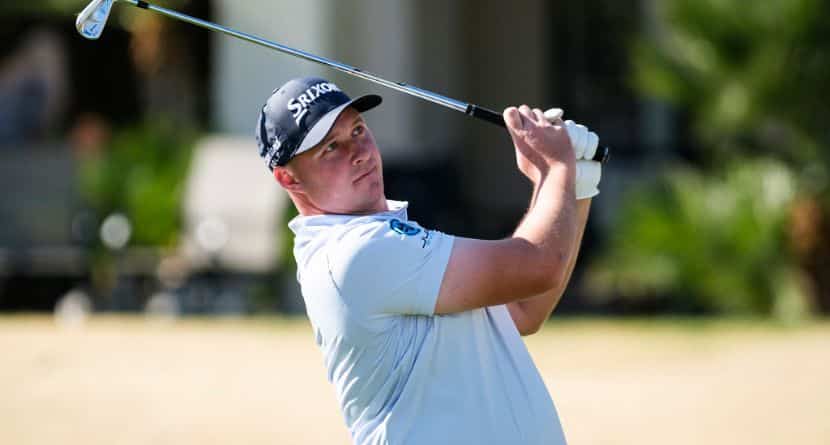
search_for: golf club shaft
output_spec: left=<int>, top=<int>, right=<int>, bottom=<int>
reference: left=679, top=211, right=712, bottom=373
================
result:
left=124, top=1, right=472, bottom=112
left=121, top=0, right=608, bottom=163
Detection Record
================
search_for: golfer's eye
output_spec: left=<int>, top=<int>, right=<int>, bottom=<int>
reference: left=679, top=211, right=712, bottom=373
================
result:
left=324, top=141, right=338, bottom=152
left=352, top=125, right=364, bottom=137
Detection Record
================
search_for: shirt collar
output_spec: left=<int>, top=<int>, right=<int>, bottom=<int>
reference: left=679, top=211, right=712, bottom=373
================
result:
left=288, top=200, right=409, bottom=235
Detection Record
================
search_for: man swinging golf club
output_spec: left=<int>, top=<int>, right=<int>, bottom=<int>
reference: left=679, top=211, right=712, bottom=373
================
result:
left=75, top=2, right=606, bottom=442
left=257, top=76, right=600, bottom=444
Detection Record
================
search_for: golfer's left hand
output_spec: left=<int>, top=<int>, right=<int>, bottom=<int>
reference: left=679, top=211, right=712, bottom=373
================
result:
left=544, top=108, right=602, bottom=200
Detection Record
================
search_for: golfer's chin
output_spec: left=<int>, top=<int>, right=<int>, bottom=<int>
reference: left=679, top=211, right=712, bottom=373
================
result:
left=348, top=186, right=387, bottom=215
left=351, top=171, right=385, bottom=207
left=358, top=193, right=388, bottom=215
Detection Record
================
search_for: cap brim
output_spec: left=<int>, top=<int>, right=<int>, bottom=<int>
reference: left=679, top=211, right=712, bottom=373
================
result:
left=293, top=94, right=382, bottom=158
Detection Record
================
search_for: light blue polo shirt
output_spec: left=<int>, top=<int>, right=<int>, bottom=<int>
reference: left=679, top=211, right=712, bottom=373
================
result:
left=289, top=200, right=567, bottom=445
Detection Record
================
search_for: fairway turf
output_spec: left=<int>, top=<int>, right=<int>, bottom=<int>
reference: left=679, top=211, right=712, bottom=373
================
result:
left=1, top=316, right=828, bottom=444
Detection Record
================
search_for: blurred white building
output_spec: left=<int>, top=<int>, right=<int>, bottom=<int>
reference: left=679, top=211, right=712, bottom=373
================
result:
left=211, top=0, right=554, bottom=221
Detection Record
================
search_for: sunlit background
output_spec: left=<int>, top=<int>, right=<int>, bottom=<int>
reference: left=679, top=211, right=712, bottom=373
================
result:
left=1, top=1, right=828, bottom=444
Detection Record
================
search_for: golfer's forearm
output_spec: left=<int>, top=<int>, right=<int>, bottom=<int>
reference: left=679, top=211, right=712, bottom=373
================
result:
left=511, top=199, right=590, bottom=332
left=554, top=199, right=590, bottom=296
left=512, top=166, right=577, bottom=289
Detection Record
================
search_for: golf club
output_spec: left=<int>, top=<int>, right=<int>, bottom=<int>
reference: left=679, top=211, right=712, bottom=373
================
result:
left=76, top=0, right=610, bottom=163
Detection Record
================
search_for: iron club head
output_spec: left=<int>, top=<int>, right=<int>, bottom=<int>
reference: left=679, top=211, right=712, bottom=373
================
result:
left=76, top=0, right=116, bottom=40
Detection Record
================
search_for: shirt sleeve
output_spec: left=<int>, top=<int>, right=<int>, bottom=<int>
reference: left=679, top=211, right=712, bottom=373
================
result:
left=326, top=219, right=455, bottom=316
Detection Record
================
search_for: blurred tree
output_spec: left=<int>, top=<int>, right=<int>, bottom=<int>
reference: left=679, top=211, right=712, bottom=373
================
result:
left=595, top=0, right=830, bottom=315
left=79, top=120, right=194, bottom=247
left=589, top=160, right=811, bottom=318
left=634, top=0, right=830, bottom=171
left=0, top=1, right=75, bottom=16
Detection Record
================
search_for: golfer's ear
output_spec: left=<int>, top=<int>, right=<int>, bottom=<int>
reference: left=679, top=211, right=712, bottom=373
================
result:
left=274, top=167, right=302, bottom=192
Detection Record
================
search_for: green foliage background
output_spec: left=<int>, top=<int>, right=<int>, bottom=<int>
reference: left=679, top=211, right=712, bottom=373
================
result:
left=590, top=0, right=829, bottom=318
left=633, top=0, right=830, bottom=171
left=589, top=160, right=810, bottom=318
left=79, top=121, right=194, bottom=247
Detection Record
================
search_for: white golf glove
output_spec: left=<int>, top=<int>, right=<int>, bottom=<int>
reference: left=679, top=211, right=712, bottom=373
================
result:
left=544, top=108, right=602, bottom=200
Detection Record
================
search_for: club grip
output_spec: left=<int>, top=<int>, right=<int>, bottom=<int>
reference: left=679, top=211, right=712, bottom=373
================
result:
left=466, top=104, right=610, bottom=164
left=467, top=104, right=507, bottom=128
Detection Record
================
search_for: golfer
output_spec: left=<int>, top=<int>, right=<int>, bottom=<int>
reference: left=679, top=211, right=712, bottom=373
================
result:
left=256, top=77, right=601, bottom=444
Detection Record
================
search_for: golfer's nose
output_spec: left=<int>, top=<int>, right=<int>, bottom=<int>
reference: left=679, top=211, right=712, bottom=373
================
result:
left=351, top=140, right=371, bottom=165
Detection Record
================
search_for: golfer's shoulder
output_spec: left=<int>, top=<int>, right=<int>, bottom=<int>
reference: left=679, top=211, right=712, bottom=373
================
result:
left=326, top=218, right=432, bottom=275
left=328, top=218, right=405, bottom=260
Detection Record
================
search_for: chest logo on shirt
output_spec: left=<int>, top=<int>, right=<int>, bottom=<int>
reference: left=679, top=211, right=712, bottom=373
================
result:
left=390, top=218, right=421, bottom=236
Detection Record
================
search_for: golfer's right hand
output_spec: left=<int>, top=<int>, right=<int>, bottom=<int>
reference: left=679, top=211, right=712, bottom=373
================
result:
left=544, top=110, right=602, bottom=200
left=503, top=105, right=575, bottom=184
